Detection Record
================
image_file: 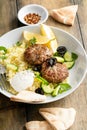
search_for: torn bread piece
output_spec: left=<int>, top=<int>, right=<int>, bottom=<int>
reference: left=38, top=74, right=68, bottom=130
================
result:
left=10, top=90, right=46, bottom=103
left=50, top=5, right=78, bottom=25
left=25, top=121, right=53, bottom=130
left=39, top=107, right=76, bottom=130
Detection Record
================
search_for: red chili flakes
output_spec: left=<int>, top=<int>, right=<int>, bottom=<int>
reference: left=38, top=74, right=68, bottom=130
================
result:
left=24, top=13, right=41, bottom=24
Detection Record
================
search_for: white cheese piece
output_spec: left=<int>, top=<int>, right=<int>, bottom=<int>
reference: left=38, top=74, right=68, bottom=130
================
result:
left=10, top=70, right=34, bottom=92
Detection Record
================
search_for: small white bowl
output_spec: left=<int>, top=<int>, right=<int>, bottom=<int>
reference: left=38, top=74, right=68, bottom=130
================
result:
left=17, top=4, right=48, bottom=25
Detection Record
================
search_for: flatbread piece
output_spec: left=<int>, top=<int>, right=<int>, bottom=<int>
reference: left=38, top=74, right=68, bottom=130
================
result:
left=25, top=121, right=53, bottom=130
left=50, top=5, right=78, bottom=25
left=10, top=90, right=46, bottom=103
left=39, top=107, right=76, bottom=130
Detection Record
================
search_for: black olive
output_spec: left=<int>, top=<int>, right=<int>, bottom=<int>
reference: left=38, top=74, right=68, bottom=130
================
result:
left=35, top=88, right=44, bottom=95
left=57, top=46, right=67, bottom=57
left=33, top=65, right=42, bottom=72
left=46, top=57, right=57, bottom=67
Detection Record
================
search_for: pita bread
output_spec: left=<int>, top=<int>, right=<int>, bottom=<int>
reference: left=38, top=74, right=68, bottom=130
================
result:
left=50, top=5, right=78, bottom=25
left=25, top=121, right=53, bottom=130
left=39, top=107, right=76, bottom=130
left=10, top=90, right=46, bottom=103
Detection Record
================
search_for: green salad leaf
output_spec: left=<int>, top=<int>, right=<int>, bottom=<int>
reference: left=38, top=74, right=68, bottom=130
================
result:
left=58, top=83, right=71, bottom=94
left=72, top=52, right=78, bottom=60
left=36, top=75, right=49, bottom=85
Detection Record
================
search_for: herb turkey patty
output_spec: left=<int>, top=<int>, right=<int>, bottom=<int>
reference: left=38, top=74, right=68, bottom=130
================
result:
left=41, top=60, right=69, bottom=83
left=24, top=44, right=53, bottom=65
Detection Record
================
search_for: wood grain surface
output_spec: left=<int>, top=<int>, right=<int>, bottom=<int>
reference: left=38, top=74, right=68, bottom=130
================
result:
left=0, top=0, right=87, bottom=130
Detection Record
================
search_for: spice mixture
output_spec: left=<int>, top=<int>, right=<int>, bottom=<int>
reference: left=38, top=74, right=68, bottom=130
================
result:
left=24, top=13, right=41, bottom=24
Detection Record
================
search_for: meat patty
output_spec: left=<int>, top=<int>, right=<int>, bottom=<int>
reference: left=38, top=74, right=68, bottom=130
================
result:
left=41, top=61, right=69, bottom=83
left=24, top=44, right=53, bottom=65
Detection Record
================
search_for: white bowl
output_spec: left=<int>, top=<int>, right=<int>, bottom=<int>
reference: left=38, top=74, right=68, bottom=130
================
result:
left=0, top=25, right=87, bottom=104
left=17, top=4, right=48, bottom=25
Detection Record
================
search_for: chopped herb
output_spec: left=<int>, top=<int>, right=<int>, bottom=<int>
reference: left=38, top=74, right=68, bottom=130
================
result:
left=16, top=41, right=22, bottom=46
left=0, top=55, right=7, bottom=59
left=29, top=37, right=37, bottom=45
left=0, top=46, right=7, bottom=53
left=53, top=52, right=58, bottom=56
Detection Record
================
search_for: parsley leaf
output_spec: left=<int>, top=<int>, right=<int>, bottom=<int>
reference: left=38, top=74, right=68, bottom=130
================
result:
left=16, top=41, right=22, bottom=46
left=29, top=37, right=37, bottom=45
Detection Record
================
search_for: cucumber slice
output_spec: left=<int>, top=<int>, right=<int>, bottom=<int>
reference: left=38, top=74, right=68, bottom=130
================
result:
left=52, top=85, right=60, bottom=97
left=64, top=51, right=73, bottom=61
left=6, top=63, right=18, bottom=71
left=54, top=56, right=64, bottom=63
left=41, top=83, right=54, bottom=94
left=63, top=61, right=75, bottom=69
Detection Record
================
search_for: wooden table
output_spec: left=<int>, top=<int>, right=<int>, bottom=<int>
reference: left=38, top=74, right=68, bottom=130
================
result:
left=0, top=0, right=87, bottom=130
